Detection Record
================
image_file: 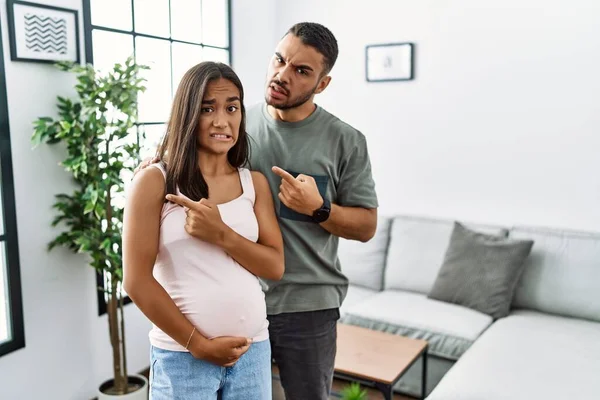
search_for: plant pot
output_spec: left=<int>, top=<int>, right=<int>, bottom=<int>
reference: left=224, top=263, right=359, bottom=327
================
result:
left=97, top=374, right=148, bottom=400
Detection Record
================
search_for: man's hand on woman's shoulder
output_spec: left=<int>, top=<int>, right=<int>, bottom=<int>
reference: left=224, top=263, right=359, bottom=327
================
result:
left=133, top=156, right=160, bottom=177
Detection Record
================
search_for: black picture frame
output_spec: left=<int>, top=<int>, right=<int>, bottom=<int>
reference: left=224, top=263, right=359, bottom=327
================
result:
left=365, top=42, right=415, bottom=82
left=6, top=0, right=81, bottom=64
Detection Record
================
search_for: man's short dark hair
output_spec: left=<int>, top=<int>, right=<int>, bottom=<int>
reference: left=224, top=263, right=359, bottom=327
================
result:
left=287, top=22, right=338, bottom=75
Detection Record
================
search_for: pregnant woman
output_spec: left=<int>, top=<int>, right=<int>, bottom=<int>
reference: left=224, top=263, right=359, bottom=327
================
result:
left=122, top=61, right=284, bottom=399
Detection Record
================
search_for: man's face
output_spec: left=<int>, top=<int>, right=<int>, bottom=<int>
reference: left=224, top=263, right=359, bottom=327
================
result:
left=265, top=34, right=328, bottom=110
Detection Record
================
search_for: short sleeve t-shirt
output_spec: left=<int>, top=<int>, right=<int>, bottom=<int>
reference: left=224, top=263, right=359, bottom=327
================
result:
left=247, top=103, right=378, bottom=315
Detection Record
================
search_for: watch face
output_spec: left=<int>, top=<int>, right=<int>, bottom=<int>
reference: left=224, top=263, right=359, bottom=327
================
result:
left=313, top=209, right=329, bottom=223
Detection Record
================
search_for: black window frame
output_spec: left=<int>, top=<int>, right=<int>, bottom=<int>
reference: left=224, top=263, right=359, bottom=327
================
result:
left=0, top=15, right=25, bottom=357
left=82, top=0, right=232, bottom=316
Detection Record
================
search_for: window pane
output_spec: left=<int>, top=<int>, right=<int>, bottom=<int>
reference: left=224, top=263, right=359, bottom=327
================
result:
left=172, top=42, right=202, bottom=93
left=171, top=0, right=202, bottom=43
left=90, top=0, right=132, bottom=31
left=0, top=243, right=9, bottom=344
left=101, top=271, right=128, bottom=302
left=92, top=30, right=134, bottom=74
left=203, top=47, right=229, bottom=65
left=134, top=0, right=170, bottom=38
left=135, top=37, right=172, bottom=123
left=139, top=124, right=166, bottom=161
left=202, top=0, right=229, bottom=48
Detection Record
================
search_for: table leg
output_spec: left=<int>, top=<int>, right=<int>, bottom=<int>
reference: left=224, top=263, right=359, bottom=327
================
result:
left=374, top=382, right=394, bottom=400
left=421, top=348, right=428, bottom=400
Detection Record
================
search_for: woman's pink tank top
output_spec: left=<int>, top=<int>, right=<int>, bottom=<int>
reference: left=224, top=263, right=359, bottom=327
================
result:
left=148, top=164, right=269, bottom=351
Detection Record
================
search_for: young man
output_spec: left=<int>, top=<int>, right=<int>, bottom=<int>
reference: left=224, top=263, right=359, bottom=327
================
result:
left=249, top=22, right=378, bottom=399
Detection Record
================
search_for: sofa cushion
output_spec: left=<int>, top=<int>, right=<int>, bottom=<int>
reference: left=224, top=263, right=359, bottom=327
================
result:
left=384, top=215, right=508, bottom=293
left=338, top=216, right=392, bottom=291
left=340, top=284, right=378, bottom=318
left=340, top=290, right=493, bottom=360
left=428, top=222, right=533, bottom=319
left=510, top=227, right=600, bottom=323
left=427, top=310, right=600, bottom=400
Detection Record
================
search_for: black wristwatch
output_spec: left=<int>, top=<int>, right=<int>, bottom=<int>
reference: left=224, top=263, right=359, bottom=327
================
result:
left=312, top=198, right=331, bottom=223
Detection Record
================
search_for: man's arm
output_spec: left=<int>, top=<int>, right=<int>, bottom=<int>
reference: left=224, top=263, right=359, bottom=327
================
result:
left=320, top=204, right=377, bottom=243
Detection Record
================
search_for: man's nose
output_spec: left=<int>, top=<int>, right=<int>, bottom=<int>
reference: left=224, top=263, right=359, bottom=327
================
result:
left=276, top=65, right=292, bottom=84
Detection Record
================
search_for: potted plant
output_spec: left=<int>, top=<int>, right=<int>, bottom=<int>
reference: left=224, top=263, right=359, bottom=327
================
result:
left=31, top=57, right=149, bottom=398
left=341, top=382, right=368, bottom=400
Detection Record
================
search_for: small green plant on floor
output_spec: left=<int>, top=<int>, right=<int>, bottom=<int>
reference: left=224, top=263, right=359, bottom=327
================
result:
left=341, top=382, right=368, bottom=400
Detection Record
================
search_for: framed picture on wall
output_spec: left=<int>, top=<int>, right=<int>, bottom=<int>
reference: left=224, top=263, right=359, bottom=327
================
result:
left=6, top=0, right=80, bottom=63
left=366, top=42, right=414, bottom=82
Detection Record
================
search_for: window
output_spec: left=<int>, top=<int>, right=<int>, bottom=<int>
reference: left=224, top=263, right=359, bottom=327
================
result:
left=0, top=18, right=25, bottom=357
left=82, top=0, right=231, bottom=315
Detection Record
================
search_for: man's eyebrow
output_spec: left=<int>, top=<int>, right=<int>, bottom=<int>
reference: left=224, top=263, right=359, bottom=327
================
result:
left=295, top=63, right=314, bottom=72
left=275, top=52, right=314, bottom=72
left=227, top=96, right=241, bottom=102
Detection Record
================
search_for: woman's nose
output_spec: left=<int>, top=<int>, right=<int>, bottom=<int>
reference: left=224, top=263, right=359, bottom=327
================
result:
left=212, top=113, right=227, bottom=128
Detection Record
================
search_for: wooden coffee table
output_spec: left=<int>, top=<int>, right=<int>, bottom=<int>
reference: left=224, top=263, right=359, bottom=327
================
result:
left=334, top=323, right=428, bottom=400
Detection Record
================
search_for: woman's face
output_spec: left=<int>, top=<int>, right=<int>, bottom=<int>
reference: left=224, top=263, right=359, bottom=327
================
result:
left=197, top=78, right=242, bottom=155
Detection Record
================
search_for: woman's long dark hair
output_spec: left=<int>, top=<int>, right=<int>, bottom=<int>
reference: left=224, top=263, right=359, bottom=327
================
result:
left=157, top=62, right=249, bottom=201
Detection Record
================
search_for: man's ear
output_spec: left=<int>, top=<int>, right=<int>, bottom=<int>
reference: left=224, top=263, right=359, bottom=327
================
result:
left=314, top=75, right=331, bottom=94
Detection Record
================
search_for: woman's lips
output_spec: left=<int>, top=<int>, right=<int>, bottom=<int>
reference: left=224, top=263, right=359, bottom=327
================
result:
left=209, top=134, right=233, bottom=141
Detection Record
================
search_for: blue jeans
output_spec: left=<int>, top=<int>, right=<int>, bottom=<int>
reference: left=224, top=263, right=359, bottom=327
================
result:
left=150, top=339, right=271, bottom=400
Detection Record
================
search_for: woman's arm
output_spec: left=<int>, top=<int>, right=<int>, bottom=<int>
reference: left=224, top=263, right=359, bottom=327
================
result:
left=122, top=168, right=251, bottom=365
left=220, top=171, right=285, bottom=280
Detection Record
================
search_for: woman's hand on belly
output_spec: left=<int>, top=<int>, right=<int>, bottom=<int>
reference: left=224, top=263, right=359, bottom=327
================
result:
left=189, top=333, right=253, bottom=367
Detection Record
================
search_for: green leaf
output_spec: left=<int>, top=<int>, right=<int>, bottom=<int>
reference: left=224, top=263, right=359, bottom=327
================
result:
left=100, top=238, right=112, bottom=250
left=90, top=189, right=98, bottom=205
left=83, top=201, right=95, bottom=214
left=94, top=203, right=103, bottom=219
left=59, top=120, right=72, bottom=131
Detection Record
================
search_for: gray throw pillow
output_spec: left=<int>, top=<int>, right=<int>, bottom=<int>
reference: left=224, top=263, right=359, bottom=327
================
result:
left=428, top=222, right=534, bottom=319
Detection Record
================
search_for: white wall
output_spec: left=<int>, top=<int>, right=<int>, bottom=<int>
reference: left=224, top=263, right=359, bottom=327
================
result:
left=231, top=0, right=278, bottom=106
left=0, top=1, right=150, bottom=399
left=254, top=0, right=600, bottom=232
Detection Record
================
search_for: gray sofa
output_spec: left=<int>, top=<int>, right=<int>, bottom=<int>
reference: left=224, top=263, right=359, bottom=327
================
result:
left=337, top=215, right=600, bottom=399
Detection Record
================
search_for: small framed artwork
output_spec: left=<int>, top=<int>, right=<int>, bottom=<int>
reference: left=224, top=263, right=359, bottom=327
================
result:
left=366, top=42, right=414, bottom=82
left=6, top=0, right=80, bottom=63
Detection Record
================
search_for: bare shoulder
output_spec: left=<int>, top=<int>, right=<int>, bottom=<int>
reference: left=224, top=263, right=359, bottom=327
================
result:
left=129, top=166, right=165, bottom=203
left=250, top=170, right=272, bottom=199
left=250, top=170, right=268, bottom=186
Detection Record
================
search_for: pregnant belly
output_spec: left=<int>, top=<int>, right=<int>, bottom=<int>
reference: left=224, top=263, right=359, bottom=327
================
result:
left=178, top=281, right=268, bottom=340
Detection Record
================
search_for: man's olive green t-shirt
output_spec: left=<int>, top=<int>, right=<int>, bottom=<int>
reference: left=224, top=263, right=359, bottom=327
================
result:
left=247, top=104, right=378, bottom=315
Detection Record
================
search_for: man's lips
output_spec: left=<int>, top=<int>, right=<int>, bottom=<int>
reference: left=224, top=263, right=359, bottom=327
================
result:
left=269, top=83, right=288, bottom=97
